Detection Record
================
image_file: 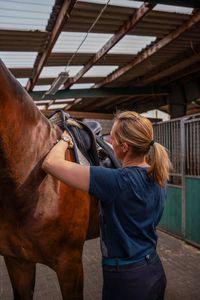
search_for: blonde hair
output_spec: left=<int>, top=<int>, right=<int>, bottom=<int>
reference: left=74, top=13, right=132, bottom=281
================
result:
left=113, top=111, right=172, bottom=188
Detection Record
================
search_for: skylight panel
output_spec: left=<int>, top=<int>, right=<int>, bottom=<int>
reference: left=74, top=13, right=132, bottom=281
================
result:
left=53, top=32, right=112, bottom=53
left=79, top=0, right=142, bottom=8
left=0, top=52, right=37, bottom=68
left=79, top=1, right=193, bottom=14
left=53, top=32, right=86, bottom=53
left=16, top=78, right=28, bottom=87
left=33, top=84, right=72, bottom=92
left=49, top=104, right=69, bottom=110
left=55, top=99, right=75, bottom=103
left=40, top=66, right=84, bottom=78
left=34, top=100, right=50, bottom=104
left=83, top=66, right=118, bottom=77
left=154, top=4, right=193, bottom=14
left=70, top=83, right=94, bottom=89
left=37, top=105, right=47, bottom=110
left=0, top=0, right=55, bottom=30
left=33, top=85, right=51, bottom=92
left=109, top=35, right=156, bottom=54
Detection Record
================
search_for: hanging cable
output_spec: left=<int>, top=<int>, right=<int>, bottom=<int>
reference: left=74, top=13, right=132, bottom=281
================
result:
left=65, top=0, right=111, bottom=71
left=44, top=0, right=111, bottom=97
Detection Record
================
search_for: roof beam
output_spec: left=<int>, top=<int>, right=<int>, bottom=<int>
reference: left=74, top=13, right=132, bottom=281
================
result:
left=166, top=63, right=200, bottom=85
left=132, top=0, right=200, bottom=8
left=84, top=96, right=129, bottom=110
left=107, top=94, right=164, bottom=111
left=106, top=96, right=137, bottom=110
left=118, top=96, right=167, bottom=114
left=42, top=110, right=114, bottom=120
left=94, top=10, right=200, bottom=88
left=64, top=2, right=155, bottom=89
left=30, top=87, right=169, bottom=101
left=75, top=95, right=125, bottom=110
left=134, top=44, right=200, bottom=86
left=26, top=0, right=77, bottom=92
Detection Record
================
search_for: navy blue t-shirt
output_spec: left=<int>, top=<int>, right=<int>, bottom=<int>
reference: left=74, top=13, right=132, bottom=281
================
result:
left=89, top=166, right=166, bottom=259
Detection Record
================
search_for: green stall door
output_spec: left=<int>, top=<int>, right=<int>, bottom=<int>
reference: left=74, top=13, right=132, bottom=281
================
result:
left=186, top=178, right=200, bottom=246
left=159, top=186, right=182, bottom=237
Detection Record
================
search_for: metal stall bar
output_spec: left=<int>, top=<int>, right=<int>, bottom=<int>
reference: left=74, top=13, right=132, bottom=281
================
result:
left=180, top=117, right=187, bottom=237
left=184, top=115, right=200, bottom=246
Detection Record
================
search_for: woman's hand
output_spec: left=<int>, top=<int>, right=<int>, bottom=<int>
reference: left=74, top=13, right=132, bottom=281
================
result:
left=42, top=130, right=90, bottom=192
left=60, top=131, right=74, bottom=148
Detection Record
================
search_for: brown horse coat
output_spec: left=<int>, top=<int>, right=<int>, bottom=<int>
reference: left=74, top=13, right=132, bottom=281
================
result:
left=0, top=59, right=99, bottom=300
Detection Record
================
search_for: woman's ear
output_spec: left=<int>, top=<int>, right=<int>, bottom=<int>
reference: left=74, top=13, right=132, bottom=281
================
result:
left=122, top=143, right=129, bottom=153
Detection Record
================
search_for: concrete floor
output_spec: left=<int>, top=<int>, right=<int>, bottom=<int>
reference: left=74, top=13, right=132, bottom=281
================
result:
left=0, top=231, right=200, bottom=300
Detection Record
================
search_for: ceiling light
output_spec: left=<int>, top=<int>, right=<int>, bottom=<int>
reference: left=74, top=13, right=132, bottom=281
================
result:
left=45, top=71, right=69, bottom=95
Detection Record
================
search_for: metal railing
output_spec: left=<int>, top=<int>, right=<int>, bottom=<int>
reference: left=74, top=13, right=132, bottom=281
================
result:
left=153, top=113, right=200, bottom=181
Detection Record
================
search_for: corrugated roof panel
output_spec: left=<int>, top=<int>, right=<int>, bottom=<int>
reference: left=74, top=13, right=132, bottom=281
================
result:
left=127, top=10, right=192, bottom=39
left=64, top=2, right=137, bottom=33
left=0, top=51, right=37, bottom=67
left=47, top=53, right=136, bottom=66
left=65, top=2, right=192, bottom=38
left=53, top=32, right=112, bottom=53
left=9, top=68, right=33, bottom=78
left=0, top=0, right=55, bottom=30
left=77, top=77, right=104, bottom=84
left=109, top=35, right=156, bottom=54
left=47, top=53, right=92, bottom=66
left=105, top=29, right=200, bottom=87
left=36, top=76, right=103, bottom=85
left=0, top=30, right=49, bottom=52
left=83, top=65, right=118, bottom=77
left=36, top=78, right=54, bottom=85
left=40, top=66, right=84, bottom=78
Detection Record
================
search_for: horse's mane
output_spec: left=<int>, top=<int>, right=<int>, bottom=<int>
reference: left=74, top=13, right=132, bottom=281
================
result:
left=0, top=59, right=48, bottom=126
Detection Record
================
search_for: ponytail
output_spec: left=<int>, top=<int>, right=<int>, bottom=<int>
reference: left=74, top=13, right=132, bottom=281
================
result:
left=147, top=142, right=172, bottom=188
left=113, top=111, right=172, bottom=187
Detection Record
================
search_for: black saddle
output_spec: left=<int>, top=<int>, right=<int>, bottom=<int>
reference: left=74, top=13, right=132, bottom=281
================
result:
left=48, top=110, right=121, bottom=169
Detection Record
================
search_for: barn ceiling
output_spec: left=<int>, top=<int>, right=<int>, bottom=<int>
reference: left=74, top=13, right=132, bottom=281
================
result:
left=1, top=0, right=200, bottom=118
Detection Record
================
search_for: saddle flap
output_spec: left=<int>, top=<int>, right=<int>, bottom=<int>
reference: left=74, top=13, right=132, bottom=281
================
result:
left=83, top=120, right=102, bottom=136
left=48, top=110, right=120, bottom=168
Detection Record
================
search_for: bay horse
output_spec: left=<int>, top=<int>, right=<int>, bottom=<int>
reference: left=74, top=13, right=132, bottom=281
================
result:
left=0, top=59, right=99, bottom=300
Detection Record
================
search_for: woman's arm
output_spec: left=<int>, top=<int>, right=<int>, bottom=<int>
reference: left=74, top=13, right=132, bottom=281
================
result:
left=42, top=139, right=90, bottom=192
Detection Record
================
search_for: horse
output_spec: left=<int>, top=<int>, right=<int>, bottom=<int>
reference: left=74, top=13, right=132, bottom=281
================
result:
left=0, top=59, right=100, bottom=300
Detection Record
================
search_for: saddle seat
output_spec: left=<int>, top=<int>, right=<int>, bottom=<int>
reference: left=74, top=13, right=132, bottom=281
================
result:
left=48, top=110, right=121, bottom=169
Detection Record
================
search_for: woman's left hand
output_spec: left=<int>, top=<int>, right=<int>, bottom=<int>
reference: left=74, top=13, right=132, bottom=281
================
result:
left=61, top=131, right=74, bottom=148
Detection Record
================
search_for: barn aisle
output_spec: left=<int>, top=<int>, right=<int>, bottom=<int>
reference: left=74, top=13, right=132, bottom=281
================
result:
left=0, top=231, right=200, bottom=300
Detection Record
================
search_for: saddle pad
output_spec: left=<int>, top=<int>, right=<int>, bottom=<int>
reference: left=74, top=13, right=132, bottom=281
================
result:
left=77, top=147, right=90, bottom=166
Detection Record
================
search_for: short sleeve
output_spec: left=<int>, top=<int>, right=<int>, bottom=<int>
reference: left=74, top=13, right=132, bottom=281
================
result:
left=89, top=166, right=124, bottom=203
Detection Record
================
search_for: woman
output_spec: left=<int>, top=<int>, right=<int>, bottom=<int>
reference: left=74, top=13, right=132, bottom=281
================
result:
left=42, top=111, right=171, bottom=300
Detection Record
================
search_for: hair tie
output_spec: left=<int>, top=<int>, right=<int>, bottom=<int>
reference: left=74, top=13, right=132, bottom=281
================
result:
left=150, top=140, right=155, bottom=146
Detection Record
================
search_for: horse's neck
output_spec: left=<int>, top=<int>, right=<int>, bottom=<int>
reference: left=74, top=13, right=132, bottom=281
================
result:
left=0, top=60, right=60, bottom=187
